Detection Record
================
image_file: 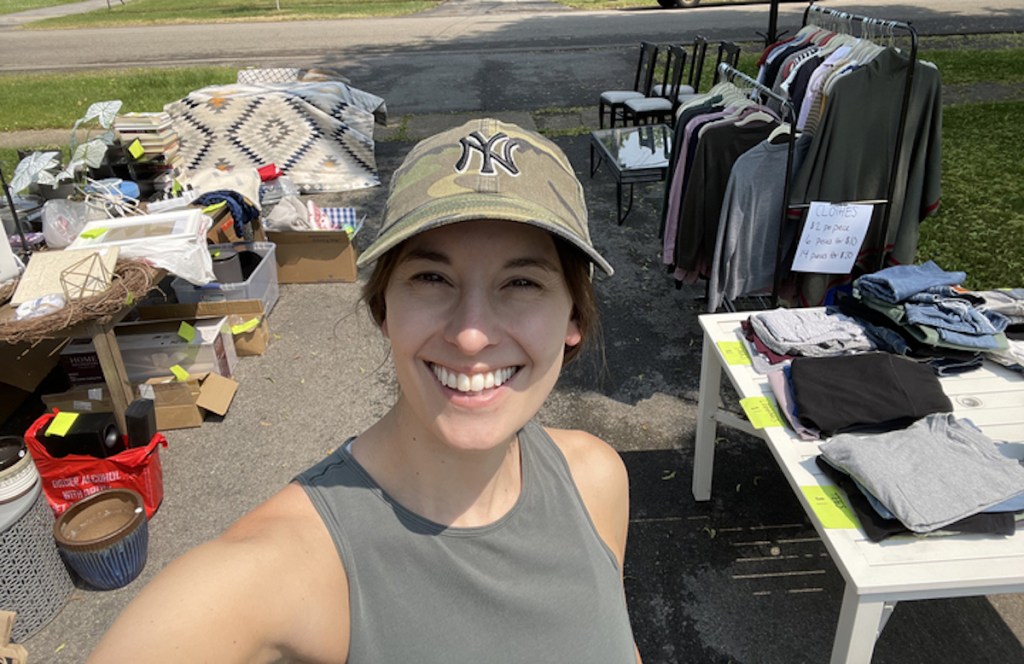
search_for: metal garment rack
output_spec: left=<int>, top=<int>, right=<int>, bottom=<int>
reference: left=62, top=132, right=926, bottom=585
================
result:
left=714, top=62, right=797, bottom=309
left=801, top=3, right=919, bottom=273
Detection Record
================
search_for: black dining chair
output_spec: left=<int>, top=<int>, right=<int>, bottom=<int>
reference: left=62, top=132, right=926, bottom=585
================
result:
left=621, top=43, right=687, bottom=126
left=598, top=41, right=659, bottom=128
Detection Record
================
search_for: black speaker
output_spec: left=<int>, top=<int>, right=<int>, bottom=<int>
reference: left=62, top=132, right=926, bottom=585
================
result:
left=124, top=399, right=157, bottom=448
left=39, top=412, right=125, bottom=459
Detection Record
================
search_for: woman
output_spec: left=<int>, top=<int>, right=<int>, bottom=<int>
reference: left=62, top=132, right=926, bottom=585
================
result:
left=88, top=118, right=639, bottom=663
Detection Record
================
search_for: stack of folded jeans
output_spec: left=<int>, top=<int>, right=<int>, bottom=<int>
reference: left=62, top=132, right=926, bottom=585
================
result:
left=832, top=261, right=1012, bottom=374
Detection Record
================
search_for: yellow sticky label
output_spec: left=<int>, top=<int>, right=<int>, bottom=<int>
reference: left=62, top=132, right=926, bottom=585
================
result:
left=740, top=396, right=785, bottom=429
left=718, top=341, right=751, bottom=366
left=202, top=201, right=227, bottom=214
left=170, top=365, right=190, bottom=381
left=125, top=293, right=134, bottom=306
left=46, top=411, right=79, bottom=437
left=79, top=227, right=108, bottom=239
left=211, top=249, right=221, bottom=258
left=172, top=179, right=182, bottom=195
left=231, top=318, right=260, bottom=335
left=177, top=321, right=196, bottom=342
left=128, top=138, right=145, bottom=159
left=801, top=485, right=860, bottom=529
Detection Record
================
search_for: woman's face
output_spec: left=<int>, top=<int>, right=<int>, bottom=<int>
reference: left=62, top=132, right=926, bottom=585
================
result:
left=382, top=220, right=581, bottom=452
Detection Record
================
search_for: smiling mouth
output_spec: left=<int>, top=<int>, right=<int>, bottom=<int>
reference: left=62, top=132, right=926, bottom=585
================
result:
left=430, top=363, right=520, bottom=393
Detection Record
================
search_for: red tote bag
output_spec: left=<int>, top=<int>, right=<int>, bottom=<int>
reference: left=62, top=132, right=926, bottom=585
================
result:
left=24, top=411, right=168, bottom=519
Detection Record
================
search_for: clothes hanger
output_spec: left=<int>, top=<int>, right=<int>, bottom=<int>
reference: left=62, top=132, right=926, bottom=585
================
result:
left=767, top=122, right=793, bottom=144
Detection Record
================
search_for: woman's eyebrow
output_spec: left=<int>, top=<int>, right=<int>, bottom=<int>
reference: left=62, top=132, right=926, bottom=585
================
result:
left=504, top=256, right=560, bottom=272
left=400, top=248, right=450, bottom=265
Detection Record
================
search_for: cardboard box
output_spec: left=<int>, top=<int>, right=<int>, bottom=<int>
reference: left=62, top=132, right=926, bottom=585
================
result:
left=140, top=372, right=238, bottom=430
left=135, top=300, right=270, bottom=357
left=41, top=371, right=238, bottom=431
left=41, top=383, right=113, bottom=414
left=0, top=610, right=26, bottom=664
left=0, top=643, right=27, bottom=664
left=59, top=317, right=238, bottom=386
left=266, top=230, right=358, bottom=283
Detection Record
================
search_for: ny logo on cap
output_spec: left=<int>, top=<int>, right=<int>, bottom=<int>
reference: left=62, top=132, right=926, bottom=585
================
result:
left=456, top=131, right=520, bottom=176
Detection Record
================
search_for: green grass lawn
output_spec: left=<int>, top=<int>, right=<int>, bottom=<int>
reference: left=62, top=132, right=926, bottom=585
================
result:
left=21, top=0, right=442, bottom=28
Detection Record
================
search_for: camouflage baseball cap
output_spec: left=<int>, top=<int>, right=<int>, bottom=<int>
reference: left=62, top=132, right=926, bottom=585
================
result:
left=357, top=118, right=613, bottom=275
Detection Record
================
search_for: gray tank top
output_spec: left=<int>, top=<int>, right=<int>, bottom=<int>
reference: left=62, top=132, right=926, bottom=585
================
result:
left=294, top=419, right=636, bottom=663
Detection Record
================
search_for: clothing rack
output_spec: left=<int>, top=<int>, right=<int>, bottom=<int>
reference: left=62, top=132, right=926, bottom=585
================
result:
left=801, top=3, right=918, bottom=273
left=715, top=62, right=797, bottom=308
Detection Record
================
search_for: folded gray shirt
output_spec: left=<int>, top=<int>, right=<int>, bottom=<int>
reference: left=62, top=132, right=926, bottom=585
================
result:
left=819, top=413, right=1024, bottom=533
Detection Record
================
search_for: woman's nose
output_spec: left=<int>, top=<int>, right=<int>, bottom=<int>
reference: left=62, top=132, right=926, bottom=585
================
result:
left=445, top=291, right=500, bottom=355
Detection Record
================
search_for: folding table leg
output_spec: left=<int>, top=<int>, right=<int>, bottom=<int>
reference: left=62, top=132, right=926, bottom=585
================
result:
left=692, top=333, right=722, bottom=501
left=830, top=585, right=888, bottom=664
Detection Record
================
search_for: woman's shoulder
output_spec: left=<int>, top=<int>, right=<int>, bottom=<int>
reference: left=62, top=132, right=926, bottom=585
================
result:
left=542, top=426, right=628, bottom=485
left=542, top=426, right=630, bottom=564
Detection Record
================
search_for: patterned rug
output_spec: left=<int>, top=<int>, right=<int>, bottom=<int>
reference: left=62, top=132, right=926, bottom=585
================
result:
left=165, top=80, right=387, bottom=194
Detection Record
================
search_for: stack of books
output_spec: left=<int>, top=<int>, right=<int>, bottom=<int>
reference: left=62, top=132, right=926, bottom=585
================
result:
left=113, top=112, right=180, bottom=166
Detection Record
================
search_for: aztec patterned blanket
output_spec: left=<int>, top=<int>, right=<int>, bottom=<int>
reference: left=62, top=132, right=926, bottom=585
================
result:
left=165, top=79, right=387, bottom=194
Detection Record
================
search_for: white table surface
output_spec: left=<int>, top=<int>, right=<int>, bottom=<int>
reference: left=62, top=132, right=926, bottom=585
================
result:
left=693, top=310, right=1024, bottom=664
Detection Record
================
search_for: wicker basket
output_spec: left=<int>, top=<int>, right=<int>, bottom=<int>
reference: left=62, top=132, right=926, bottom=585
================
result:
left=0, top=481, right=73, bottom=643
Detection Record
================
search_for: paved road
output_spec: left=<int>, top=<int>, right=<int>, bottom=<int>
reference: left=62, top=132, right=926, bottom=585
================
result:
left=1, top=0, right=1023, bottom=118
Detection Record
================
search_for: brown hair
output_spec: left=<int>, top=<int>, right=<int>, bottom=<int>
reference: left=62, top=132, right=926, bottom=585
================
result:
left=362, top=234, right=602, bottom=365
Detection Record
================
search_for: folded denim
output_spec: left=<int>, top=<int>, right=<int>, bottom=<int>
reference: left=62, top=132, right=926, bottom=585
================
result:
left=904, top=299, right=1009, bottom=335
left=855, top=260, right=967, bottom=304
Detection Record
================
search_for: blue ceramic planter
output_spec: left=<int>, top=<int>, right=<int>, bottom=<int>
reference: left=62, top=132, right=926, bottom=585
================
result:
left=53, top=489, right=148, bottom=591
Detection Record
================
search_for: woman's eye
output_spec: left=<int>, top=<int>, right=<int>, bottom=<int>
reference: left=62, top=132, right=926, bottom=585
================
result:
left=507, top=278, right=541, bottom=289
left=412, top=272, right=447, bottom=285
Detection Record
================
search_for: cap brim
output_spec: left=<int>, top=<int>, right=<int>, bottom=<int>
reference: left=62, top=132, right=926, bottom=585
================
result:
left=356, top=193, right=614, bottom=276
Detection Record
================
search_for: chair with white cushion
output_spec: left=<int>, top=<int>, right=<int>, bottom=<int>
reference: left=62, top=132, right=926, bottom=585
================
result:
left=622, top=44, right=687, bottom=126
left=598, top=41, right=659, bottom=129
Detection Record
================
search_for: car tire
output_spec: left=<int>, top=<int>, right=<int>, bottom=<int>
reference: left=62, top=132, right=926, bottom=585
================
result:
left=679, top=0, right=701, bottom=6
left=656, top=0, right=678, bottom=7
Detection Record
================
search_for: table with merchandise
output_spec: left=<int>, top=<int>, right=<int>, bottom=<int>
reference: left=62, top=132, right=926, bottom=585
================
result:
left=692, top=309, right=1024, bottom=664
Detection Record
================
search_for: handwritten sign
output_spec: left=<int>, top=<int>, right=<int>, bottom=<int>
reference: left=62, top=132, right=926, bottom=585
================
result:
left=739, top=396, right=785, bottom=429
left=801, top=485, right=860, bottom=529
left=791, top=202, right=873, bottom=274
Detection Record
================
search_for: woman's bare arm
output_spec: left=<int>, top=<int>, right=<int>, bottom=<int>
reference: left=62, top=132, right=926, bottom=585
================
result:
left=87, top=484, right=349, bottom=664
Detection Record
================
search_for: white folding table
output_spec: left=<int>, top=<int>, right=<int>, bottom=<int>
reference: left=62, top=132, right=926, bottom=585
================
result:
left=693, top=310, right=1024, bottom=664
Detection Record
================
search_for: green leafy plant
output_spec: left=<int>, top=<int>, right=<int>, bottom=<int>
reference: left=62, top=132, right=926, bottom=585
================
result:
left=9, top=99, right=123, bottom=194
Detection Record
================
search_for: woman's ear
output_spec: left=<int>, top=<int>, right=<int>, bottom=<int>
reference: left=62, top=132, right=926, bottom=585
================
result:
left=564, top=318, right=582, bottom=348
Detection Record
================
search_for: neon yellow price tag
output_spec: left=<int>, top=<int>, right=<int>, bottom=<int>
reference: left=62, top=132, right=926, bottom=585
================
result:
left=45, top=411, right=79, bottom=437
left=80, top=227, right=108, bottom=239
left=170, top=365, right=190, bottom=381
left=231, top=318, right=260, bottom=335
left=202, top=201, right=227, bottom=214
left=740, top=396, right=785, bottom=429
left=717, top=341, right=751, bottom=366
left=177, top=321, right=196, bottom=342
left=128, top=138, right=145, bottom=159
left=801, top=485, right=860, bottom=529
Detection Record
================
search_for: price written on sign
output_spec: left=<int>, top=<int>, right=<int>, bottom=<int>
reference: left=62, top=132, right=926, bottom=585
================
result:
left=791, top=202, right=873, bottom=274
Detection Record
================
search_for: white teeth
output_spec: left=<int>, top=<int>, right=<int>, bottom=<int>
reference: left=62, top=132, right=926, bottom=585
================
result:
left=432, top=364, right=516, bottom=393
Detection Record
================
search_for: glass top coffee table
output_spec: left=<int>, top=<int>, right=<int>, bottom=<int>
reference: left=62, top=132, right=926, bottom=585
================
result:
left=589, top=123, right=673, bottom=225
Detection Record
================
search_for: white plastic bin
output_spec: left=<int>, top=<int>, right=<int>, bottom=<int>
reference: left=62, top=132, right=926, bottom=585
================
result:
left=171, top=242, right=279, bottom=316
